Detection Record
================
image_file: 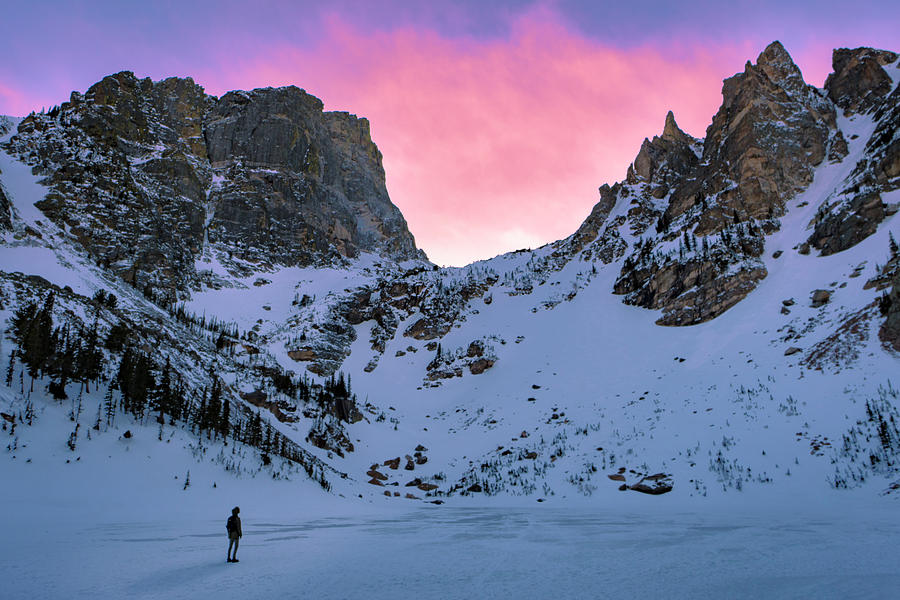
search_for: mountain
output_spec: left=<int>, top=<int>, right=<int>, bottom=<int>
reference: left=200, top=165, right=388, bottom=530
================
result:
left=1, top=42, right=899, bottom=504
left=3, top=72, right=424, bottom=297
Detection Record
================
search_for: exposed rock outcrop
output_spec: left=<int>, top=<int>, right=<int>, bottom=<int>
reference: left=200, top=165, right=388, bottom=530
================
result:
left=808, top=49, right=900, bottom=256
left=629, top=473, right=674, bottom=495
left=664, top=41, right=838, bottom=235
left=4, top=72, right=425, bottom=296
left=626, top=111, right=701, bottom=206
left=825, top=48, right=899, bottom=115
left=566, top=41, right=892, bottom=330
left=0, top=183, right=10, bottom=231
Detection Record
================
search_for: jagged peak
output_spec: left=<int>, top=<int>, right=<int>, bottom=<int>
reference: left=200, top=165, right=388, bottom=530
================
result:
left=832, top=46, right=899, bottom=70
left=754, top=41, right=806, bottom=91
left=661, top=110, right=689, bottom=143
left=758, top=41, right=792, bottom=65
left=825, top=46, right=899, bottom=113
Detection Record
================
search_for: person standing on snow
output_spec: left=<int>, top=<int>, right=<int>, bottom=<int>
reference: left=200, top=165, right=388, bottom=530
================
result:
left=227, top=506, right=242, bottom=563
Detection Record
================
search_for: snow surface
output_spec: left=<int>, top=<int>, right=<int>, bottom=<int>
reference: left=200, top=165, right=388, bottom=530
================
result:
left=2, top=393, right=898, bottom=600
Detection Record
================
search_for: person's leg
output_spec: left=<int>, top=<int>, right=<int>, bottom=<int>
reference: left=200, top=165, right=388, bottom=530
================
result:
left=232, top=537, right=239, bottom=561
left=228, top=537, right=235, bottom=561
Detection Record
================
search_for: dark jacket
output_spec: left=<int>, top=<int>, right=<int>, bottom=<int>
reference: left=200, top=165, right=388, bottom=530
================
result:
left=227, top=515, right=242, bottom=537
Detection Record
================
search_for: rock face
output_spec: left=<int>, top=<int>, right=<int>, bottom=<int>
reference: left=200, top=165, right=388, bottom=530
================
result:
left=626, top=111, right=701, bottom=204
left=204, top=87, right=421, bottom=264
left=826, top=48, right=899, bottom=115
left=629, top=473, right=674, bottom=495
left=606, top=42, right=843, bottom=325
left=0, top=183, right=10, bottom=231
left=587, top=42, right=896, bottom=326
left=665, top=41, right=838, bottom=235
left=808, top=48, right=900, bottom=256
left=4, top=72, right=425, bottom=296
left=0, top=117, right=11, bottom=230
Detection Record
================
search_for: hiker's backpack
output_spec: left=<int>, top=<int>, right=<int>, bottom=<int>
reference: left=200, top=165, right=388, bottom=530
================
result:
left=226, top=515, right=235, bottom=533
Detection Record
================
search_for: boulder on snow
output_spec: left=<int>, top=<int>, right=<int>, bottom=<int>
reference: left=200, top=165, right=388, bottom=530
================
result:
left=607, top=473, right=626, bottom=482
left=811, top=289, right=832, bottom=307
left=784, top=346, right=803, bottom=356
left=469, top=358, right=495, bottom=375
left=467, top=483, right=483, bottom=493
left=629, top=473, right=673, bottom=495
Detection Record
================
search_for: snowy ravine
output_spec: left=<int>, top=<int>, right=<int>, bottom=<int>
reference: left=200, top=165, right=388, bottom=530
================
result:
left=2, top=44, right=900, bottom=598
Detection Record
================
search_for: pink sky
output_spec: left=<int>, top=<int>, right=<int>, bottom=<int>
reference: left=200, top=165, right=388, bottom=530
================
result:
left=1, top=3, right=895, bottom=265
left=200, top=15, right=810, bottom=264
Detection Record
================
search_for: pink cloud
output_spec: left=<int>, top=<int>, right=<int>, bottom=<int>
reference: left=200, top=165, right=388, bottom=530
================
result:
left=0, top=84, right=38, bottom=119
left=218, top=16, right=752, bottom=265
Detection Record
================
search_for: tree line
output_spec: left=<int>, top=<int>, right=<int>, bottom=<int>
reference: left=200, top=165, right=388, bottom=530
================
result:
left=5, top=291, right=351, bottom=489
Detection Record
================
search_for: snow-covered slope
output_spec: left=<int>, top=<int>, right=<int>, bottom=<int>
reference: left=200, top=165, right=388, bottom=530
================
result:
left=2, top=43, right=900, bottom=518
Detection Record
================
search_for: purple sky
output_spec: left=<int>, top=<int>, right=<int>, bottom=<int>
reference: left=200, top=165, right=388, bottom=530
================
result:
left=2, top=1, right=897, bottom=265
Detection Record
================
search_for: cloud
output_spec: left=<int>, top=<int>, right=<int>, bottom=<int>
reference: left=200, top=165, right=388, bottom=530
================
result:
left=198, top=13, right=756, bottom=265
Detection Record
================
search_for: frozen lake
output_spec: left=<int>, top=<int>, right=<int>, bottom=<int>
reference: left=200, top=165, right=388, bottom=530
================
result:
left=5, top=505, right=899, bottom=599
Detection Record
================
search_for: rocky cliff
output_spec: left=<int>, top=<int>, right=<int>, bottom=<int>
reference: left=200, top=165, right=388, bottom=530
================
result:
left=808, top=48, right=900, bottom=255
left=595, top=42, right=898, bottom=325
left=3, top=72, right=425, bottom=299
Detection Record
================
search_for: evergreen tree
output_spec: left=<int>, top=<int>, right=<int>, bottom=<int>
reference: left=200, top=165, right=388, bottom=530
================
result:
left=117, top=347, right=135, bottom=414
left=248, top=411, right=262, bottom=447
left=94, top=402, right=103, bottom=431
left=104, top=322, right=130, bottom=352
left=207, top=378, right=222, bottom=439
left=47, top=325, right=71, bottom=400
left=174, top=375, right=188, bottom=424
left=13, top=293, right=56, bottom=391
left=76, top=318, right=103, bottom=393
left=194, top=387, right=208, bottom=434
left=264, top=422, right=273, bottom=454
left=10, top=301, right=38, bottom=346
left=155, top=357, right=173, bottom=425
left=104, top=382, right=116, bottom=427
left=6, top=349, right=17, bottom=387
left=219, top=398, right=231, bottom=440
